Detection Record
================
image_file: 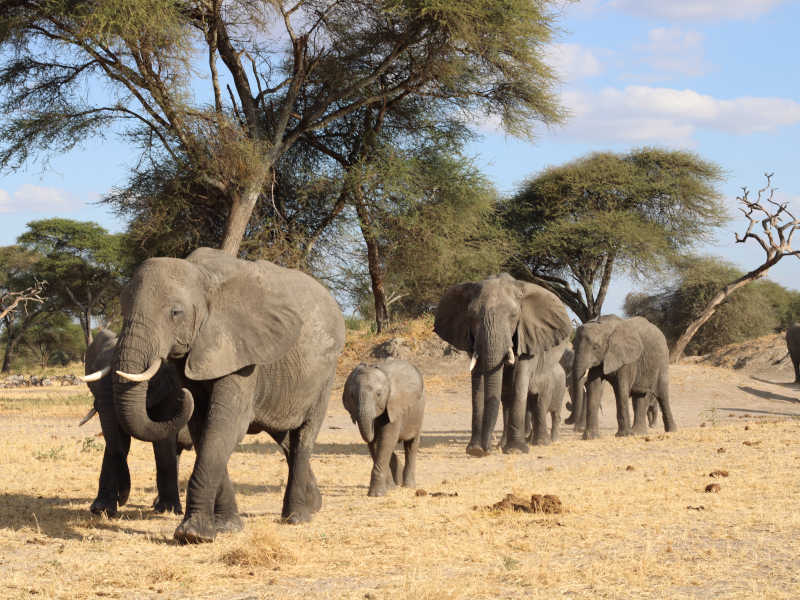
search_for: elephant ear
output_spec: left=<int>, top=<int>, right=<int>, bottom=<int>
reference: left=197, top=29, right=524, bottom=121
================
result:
left=603, top=324, right=643, bottom=375
left=185, top=273, right=303, bottom=380
left=342, top=365, right=365, bottom=420
left=515, top=283, right=572, bottom=356
left=434, top=282, right=481, bottom=351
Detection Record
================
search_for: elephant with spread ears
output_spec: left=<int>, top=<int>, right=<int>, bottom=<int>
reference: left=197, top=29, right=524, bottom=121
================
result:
left=434, top=273, right=572, bottom=456
left=79, top=329, right=192, bottom=517
left=570, top=314, right=677, bottom=439
left=111, top=247, right=345, bottom=543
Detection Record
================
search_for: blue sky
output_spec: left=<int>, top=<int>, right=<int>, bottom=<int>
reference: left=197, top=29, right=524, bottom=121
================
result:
left=1, top=0, right=799, bottom=314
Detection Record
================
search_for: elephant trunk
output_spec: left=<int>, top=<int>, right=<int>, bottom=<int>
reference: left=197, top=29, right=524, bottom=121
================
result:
left=570, top=353, right=591, bottom=431
left=114, top=318, right=192, bottom=442
left=356, top=394, right=376, bottom=443
left=479, top=334, right=506, bottom=448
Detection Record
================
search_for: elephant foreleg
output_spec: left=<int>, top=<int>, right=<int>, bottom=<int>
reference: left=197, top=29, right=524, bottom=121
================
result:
left=630, top=393, right=649, bottom=436
left=467, top=371, right=485, bottom=455
left=531, top=392, right=551, bottom=446
left=368, top=420, right=401, bottom=497
left=502, top=362, right=529, bottom=454
left=402, top=436, right=419, bottom=488
left=214, top=468, right=243, bottom=534
left=92, top=405, right=131, bottom=517
left=612, top=374, right=633, bottom=437
left=152, top=436, right=182, bottom=514
left=582, top=376, right=604, bottom=440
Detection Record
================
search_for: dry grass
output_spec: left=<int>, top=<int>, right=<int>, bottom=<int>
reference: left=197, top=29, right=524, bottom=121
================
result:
left=2, top=339, right=800, bottom=599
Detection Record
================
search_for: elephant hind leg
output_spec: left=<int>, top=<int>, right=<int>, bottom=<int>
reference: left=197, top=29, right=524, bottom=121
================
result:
left=630, top=393, right=649, bottom=435
left=793, top=358, right=800, bottom=383
left=402, top=436, right=419, bottom=488
left=655, top=372, right=677, bottom=432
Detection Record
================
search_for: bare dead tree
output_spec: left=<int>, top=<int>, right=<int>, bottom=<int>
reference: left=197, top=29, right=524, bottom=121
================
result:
left=0, top=280, right=46, bottom=322
left=670, top=173, right=799, bottom=362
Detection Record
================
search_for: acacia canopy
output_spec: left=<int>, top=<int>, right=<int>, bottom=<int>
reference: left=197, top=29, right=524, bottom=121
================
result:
left=501, top=148, right=727, bottom=321
left=1, top=0, right=566, bottom=255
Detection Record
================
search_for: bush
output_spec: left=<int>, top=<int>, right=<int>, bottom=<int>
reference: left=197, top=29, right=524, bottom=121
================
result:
left=624, top=255, right=800, bottom=355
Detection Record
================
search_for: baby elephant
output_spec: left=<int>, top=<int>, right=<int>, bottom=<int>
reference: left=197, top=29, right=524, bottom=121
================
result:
left=525, top=360, right=566, bottom=446
left=342, top=360, right=425, bottom=497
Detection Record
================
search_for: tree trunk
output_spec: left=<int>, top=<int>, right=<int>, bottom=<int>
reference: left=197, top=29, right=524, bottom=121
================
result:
left=669, top=258, right=780, bottom=363
left=354, top=196, right=389, bottom=333
left=220, top=182, right=263, bottom=257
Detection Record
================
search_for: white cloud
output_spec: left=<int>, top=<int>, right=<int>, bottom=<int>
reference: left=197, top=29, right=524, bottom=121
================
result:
left=544, top=43, right=603, bottom=82
left=641, top=28, right=708, bottom=76
left=609, top=0, right=786, bottom=20
left=553, top=86, right=800, bottom=143
left=0, top=184, right=81, bottom=214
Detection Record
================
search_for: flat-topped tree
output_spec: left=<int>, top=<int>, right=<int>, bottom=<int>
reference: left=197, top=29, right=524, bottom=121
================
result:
left=1, top=0, right=566, bottom=257
left=670, top=173, right=800, bottom=363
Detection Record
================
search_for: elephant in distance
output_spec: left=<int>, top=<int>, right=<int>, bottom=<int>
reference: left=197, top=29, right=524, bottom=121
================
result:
left=342, top=360, right=425, bottom=496
left=80, top=329, right=192, bottom=517
left=571, top=315, right=677, bottom=439
left=111, top=247, right=345, bottom=543
left=785, top=323, right=800, bottom=382
left=434, top=273, right=572, bottom=456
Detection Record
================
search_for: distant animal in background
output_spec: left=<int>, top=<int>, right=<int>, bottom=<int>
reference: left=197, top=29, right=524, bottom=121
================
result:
left=342, top=360, right=425, bottom=497
left=785, top=323, right=800, bottom=382
left=80, top=329, right=192, bottom=517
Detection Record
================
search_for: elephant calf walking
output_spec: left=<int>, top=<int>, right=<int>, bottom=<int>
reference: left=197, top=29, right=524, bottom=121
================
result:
left=342, top=360, right=425, bottom=496
left=525, top=359, right=566, bottom=446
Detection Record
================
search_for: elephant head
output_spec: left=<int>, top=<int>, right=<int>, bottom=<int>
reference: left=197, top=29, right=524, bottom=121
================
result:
left=570, top=315, right=642, bottom=423
left=343, top=364, right=399, bottom=443
left=113, top=247, right=303, bottom=442
left=434, top=274, right=571, bottom=451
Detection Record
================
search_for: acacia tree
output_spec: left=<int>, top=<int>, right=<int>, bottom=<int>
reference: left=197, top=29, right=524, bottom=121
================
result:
left=2, top=0, right=565, bottom=257
left=17, top=219, right=129, bottom=347
left=669, top=173, right=800, bottom=362
left=501, top=148, right=727, bottom=321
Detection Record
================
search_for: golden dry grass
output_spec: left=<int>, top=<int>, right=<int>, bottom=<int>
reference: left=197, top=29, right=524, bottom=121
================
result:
left=2, top=339, right=800, bottom=599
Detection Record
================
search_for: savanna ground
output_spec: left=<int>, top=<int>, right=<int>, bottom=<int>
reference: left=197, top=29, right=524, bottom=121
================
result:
left=1, top=324, right=800, bottom=599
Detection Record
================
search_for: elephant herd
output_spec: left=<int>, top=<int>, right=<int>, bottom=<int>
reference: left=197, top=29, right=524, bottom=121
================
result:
left=75, top=249, right=678, bottom=545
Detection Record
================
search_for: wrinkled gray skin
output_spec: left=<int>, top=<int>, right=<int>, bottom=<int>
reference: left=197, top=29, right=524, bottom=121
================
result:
left=571, top=315, right=677, bottom=439
left=342, top=360, right=425, bottom=497
left=524, top=355, right=565, bottom=445
left=786, top=323, right=800, bottom=382
left=564, top=344, right=659, bottom=430
left=84, top=330, right=192, bottom=517
left=112, top=248, right=345, bottom=543
left=434, top=274, right=572, bottom=456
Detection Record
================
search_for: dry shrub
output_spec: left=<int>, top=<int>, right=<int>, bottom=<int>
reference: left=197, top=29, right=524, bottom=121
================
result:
left=219, top=520, right=296, bottom=569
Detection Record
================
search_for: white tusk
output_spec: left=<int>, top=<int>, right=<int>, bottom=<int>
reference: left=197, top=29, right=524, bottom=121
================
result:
left=79, top=365, right=111, bottom=382
left=506, top=347, right=515, bottom=366
left=78, top=407, right=98, bottom=426
left=116, top=358, right=162, bottom=382
left=469, top=353, right=478, bottom=372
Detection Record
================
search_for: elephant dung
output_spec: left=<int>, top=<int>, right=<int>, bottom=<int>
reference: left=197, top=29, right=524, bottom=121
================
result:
left=488, top=493, right=563, bottom=514
left=709, top=470, right=729, bottom=478
left=705, top=483, right=721, bottom=493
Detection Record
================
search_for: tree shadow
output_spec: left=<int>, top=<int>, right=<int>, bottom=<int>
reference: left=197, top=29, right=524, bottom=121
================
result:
left=719, top=407, right=800, bottom=418
left=0, top=493, right=176, bottom=542
left=749, top=375, right=800, bottom=390
left=737, top=386, right=800, bottom=404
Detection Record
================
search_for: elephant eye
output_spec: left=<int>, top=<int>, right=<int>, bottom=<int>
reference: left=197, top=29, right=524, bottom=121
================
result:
left=171, top=307, right=184, bottom=319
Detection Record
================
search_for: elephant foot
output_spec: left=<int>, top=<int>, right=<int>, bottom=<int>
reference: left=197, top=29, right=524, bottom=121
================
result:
left=630, top=426, right=648, bottom=436
left=502, top=441, right=530, bottom=454
left=615, top=429, right=633, bottom=437
left=90, top=496, right=118, bottom=518
left=582, top=429, right=601, bottom=440
left=117, top=486, right=130, bottom=507
left=531, top=437, right=551, bottom=447
left=174, top=514, right=216, bottom=544
left=466, top=444, right=489, bottom=457
left=153, top=495, right=183, bottom=515
left=215, top=512, right=244, bottom=535
left=281, top=506, right=314, bottom=524
left=308, top=482, right=322, bottom=514
left=402, top=476, right=416, bottom=488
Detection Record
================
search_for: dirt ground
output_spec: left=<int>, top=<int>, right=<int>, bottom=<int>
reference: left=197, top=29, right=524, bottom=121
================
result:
left=1, top=341, right=799, bottom=599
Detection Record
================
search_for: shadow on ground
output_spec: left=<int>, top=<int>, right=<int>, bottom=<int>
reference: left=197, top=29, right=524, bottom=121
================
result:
left=737, top=386, right=800, bottom=404
left=749, top=375, right=800, bottom=390
left=0, top=493, right=176, bottom=542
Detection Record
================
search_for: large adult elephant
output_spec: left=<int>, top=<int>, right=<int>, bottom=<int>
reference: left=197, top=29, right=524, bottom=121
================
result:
left=571, top=315, right=677, bottom=439
left=111, top=247, right=345, bottom=543
left=80, top=329, right=192, bottom=517
left=434, top=273, right=572, bottom=456
left=785, top=323, right=800, bottom=382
